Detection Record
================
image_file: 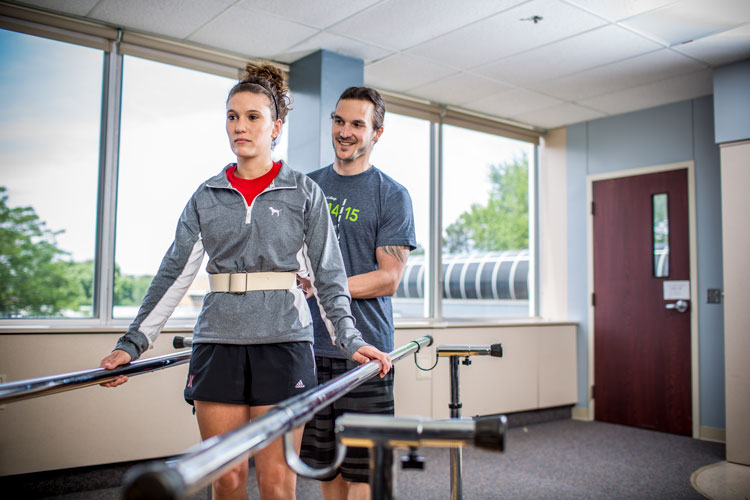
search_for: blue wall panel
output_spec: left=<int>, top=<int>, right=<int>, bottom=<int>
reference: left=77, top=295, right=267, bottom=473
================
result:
left=693, top=96, right=726, bottom=429
left=566, top=122, right=590, bottom=408
left=587, top=101, right=694, bottom=174
left=713, top=60, right=750, bottom=144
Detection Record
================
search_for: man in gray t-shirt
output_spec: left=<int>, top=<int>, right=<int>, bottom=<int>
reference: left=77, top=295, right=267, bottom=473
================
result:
left=300, top=87, right=416, bottom=500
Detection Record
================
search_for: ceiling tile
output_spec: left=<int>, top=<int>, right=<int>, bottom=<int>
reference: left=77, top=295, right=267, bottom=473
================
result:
left=673, top=23, right=750, bottom=65
left=10, top=0, right=749, bottom=129
left=329, top=0, right=527, bottom=51
left=364, top=53, right=456, bottom=93
left=620, top=0, right=750, bottom=46
left=462, top=88, right=563, bottom=118
left=476, top=24, right=663, bottom=85
left=512, top=102, right=606, bottom=129
left=236, top=0, right=381, bottom=29
left=13, top=0, right=100, bottom=16
left=406, top=0, right=608, bottom=70
left=407, top=73, right=515, bottom=106
left=89, top=0, right=235, bottom=39
left=188, top=4, right=319, bottom=58
left=578, top=68, right=713, bottom=115
left=562, top=0, right=677, bottom=22
left=531, top=48, right=708, bottom=101
left=274, top=32, right=394, bottom=65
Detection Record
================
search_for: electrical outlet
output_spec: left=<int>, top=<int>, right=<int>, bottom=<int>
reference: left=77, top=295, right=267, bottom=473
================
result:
left=0, top=374, right=6, bottom=410
left=707, top=288, right=722, bottom=304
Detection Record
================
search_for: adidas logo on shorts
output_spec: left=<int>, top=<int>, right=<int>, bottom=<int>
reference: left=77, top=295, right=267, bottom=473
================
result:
left=294, top=379, right=305, bottom=389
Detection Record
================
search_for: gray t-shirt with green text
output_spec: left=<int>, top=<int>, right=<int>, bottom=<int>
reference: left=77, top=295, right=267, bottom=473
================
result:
left=306, top=165, right=416, bottom=358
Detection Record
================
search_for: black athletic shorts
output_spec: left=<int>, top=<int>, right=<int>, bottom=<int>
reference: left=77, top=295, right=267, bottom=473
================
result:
left=184, top=342, right=317, bottom=406
left=299, top=356, right=395, bottom=483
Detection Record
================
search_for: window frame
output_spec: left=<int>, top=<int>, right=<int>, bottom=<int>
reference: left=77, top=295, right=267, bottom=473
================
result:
left=0, top=6, right=541, bottom=328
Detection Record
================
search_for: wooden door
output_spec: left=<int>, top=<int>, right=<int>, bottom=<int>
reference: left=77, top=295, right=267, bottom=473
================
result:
left=593, top=168, right=692, bottom=435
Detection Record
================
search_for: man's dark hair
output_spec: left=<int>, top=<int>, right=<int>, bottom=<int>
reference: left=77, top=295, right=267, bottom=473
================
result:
left=336, top=87, right=386, bottom=129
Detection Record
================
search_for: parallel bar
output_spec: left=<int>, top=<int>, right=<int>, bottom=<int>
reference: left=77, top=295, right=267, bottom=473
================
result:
left=123, top=335, right=434, bottom=500
left=0, top=350, right=192, bottom=405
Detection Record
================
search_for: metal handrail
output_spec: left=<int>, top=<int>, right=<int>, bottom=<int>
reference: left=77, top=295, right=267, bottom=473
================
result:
left=122, top=335, right=434, bottom=500
left=0, top=350, right=192, bottom=405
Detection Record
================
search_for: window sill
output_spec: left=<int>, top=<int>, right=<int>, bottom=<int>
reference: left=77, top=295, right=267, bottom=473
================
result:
left=0, top=317, right=576, bottom=334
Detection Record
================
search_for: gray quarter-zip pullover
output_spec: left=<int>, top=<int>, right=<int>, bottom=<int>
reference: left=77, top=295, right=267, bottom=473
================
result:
left=114, top=161, right=367, bottom=360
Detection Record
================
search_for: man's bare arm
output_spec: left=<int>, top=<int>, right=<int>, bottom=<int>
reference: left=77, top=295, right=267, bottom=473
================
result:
left=347, top=245, right=410, bottom=299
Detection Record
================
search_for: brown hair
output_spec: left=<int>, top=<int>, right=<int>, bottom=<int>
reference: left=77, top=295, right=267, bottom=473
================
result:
left=227, top=62, right=292, bottom=123
left=336, top=87, right=386, bottom=129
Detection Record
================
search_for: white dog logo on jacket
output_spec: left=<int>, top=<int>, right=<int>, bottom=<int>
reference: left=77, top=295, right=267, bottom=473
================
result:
left=269, top=207, right=280, bottom=217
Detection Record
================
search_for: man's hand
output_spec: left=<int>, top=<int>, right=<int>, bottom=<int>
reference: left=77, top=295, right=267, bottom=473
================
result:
left=297, top=275, right=314, bottom=299
left=352, top=345, right=392, bottom=378
left=99, top=349, right=132, bottom=387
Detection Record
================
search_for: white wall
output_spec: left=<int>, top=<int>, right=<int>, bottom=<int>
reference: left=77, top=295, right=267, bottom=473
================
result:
left=539, top=128, right=568, bottom=319
left=0, top=332, right=201, bottom=476
left=394, top=324, right=577, bottom=419
left=720, top=140, right=750, bottom=465
left=1, top=323, right=577, bottom=476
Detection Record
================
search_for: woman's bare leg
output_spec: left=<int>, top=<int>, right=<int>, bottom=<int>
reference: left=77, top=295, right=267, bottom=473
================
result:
left=194, top=401, right=252, bottom=500
left=250, top=405, right=303, bottom=500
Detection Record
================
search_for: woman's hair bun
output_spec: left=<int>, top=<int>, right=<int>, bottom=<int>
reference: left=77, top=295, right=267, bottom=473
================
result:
left=229, top=61, right=292, bottom=123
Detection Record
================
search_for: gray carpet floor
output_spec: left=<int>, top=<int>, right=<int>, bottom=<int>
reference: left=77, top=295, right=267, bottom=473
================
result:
left=2, top=418, right=726, bottom=499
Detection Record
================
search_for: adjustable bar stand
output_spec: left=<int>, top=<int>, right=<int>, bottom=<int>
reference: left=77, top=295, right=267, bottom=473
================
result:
left=371, top=443, right=396, bottom=500
left=449, top=355, right=463, bottom=500
left=436, top=344, right=503, bottom=500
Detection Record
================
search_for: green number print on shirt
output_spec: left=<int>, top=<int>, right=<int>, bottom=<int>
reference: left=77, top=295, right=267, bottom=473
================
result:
left=328, top=202, right=359, bottom=222
left=326, top=196, right=360, bottom=241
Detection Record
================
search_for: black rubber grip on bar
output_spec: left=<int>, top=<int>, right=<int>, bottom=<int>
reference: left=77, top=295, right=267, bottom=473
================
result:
left=473, top=415, right=507, bottom=452
left=173, top=337, right=186, bottom=349
left=490, top=343, right=503, bottom=358
left=123, top=463, right=185, bottom=500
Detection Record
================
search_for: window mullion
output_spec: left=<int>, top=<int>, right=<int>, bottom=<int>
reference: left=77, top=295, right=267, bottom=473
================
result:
left=95, top=35, right=123, bottom=325
left=427, top=119, right=444, bottom=320
left=529, top=145, right=540, bottom=317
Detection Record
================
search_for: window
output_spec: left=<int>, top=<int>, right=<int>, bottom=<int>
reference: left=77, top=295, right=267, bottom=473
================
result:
left=0, top=29, right=102, bottom=319
left=441, top=124, right=534, bottom=318
left=115, top=56, right=250, bottom=318
left=370, top=112, right=430, bottom=318
left=652, top=193, right=669, bottom=277
left=1, top=16, right=540, bottom=327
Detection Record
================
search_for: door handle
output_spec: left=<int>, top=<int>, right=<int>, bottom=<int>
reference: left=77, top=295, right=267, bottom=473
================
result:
left=665, top=299, right=689, bottom=313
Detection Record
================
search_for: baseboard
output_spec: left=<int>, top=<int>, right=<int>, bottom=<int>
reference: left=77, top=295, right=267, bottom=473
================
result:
left=572, top=406, right=592, bottom=421
left=699, top=425, right=726, bottom=443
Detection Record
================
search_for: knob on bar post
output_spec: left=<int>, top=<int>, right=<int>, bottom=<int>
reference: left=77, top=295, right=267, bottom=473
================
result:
left=172, top=336, right=192, bottom=349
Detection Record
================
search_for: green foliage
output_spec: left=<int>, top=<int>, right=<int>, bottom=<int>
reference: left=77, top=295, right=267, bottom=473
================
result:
left=115, top=270, right=152, bottom=307
left=64, top=259, right=95, bottom=309
left=443, top=154, right=529, bottom=253
left=0, top=187, right=80, bottom=317
left=61, top=259, right=153, bottom=308
left=0, top=187, right=154, bottom=317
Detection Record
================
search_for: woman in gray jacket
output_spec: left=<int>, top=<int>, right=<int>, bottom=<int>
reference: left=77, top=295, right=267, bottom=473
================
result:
left=99, top=63, right=391, bottom=500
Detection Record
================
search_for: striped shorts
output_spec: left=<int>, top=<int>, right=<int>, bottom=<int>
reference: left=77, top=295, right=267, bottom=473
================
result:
left=299, top=356, right=395, bottom=483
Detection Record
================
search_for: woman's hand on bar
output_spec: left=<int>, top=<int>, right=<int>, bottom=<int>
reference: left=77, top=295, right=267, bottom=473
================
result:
left=352, top=346, right=392, bottom=378
left=99, top=350, right=132, bottom=387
